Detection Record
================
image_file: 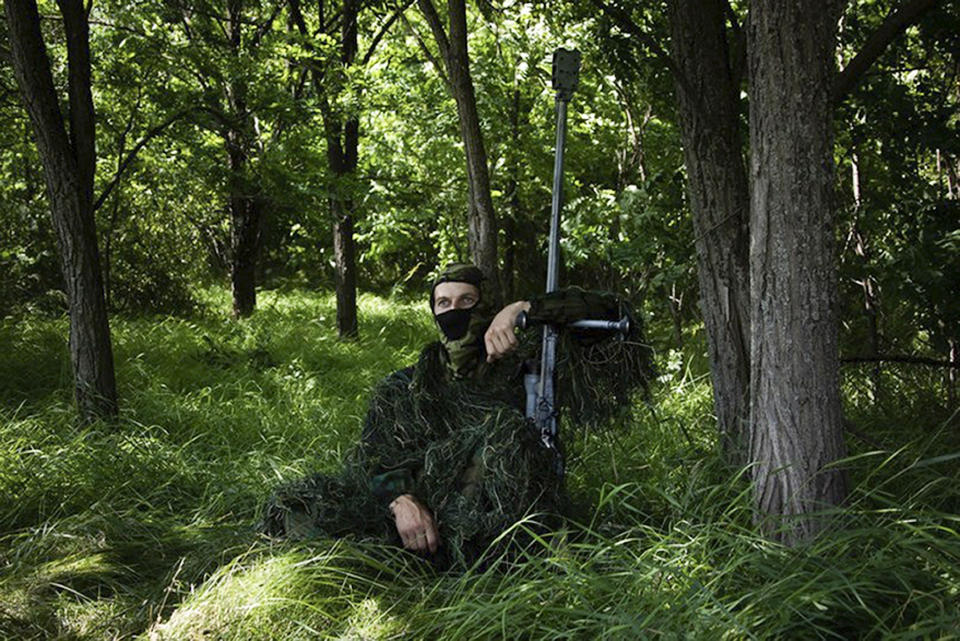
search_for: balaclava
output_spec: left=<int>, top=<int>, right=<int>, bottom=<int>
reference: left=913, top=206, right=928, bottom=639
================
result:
left=431, top=263, right=493, bottom=378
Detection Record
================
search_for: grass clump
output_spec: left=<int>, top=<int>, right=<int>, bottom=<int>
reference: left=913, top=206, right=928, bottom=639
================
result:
left=1, top=288, right=958, bottom=640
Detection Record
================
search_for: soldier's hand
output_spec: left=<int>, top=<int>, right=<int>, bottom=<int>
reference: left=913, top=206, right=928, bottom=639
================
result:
left=389, top=494, right=439, bottom=554
left=485, top=301, right=531, bottom=363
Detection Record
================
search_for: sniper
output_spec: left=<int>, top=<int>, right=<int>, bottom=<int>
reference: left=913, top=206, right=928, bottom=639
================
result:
left=260, top=262, right=650, bottom=569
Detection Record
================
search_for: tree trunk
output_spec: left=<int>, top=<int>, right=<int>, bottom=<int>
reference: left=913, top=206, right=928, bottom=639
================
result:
left=226, top=0, right=261, bottom=318
left=418, top=0, right=502, bottom=305
left=748, top=0, right=849, bottom=544
left=226, top=130, right=261, bottom=319
left=333, top=208, right=358, bottom=338
left=6, top=0, right=118, bottom=421
left=289, top=0, right=361, bottom=338
left=667, top=0, right=751, bottom=463
left=330, top=0, right=360, bottom=339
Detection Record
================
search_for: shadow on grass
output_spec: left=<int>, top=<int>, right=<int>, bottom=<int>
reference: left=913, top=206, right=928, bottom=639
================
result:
left=0, top=508, right=252, bottom=641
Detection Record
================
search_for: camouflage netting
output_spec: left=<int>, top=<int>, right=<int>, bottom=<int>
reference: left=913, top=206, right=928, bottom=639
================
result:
left=260, top=287, right=653, bottom=570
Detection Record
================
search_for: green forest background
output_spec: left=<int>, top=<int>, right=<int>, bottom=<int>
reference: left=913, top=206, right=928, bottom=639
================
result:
left=1, top=0, right=959, bottom=639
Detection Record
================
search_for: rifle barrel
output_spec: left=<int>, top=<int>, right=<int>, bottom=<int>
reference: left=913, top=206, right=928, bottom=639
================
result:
left=545, top=98, right=567, bottom=294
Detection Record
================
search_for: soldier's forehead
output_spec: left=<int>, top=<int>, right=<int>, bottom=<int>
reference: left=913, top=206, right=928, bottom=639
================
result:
left=433, top=281, right=480, bottom=298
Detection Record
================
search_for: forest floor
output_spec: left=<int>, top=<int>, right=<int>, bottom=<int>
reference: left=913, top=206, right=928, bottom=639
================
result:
left=1, top=289, right=957, bottom=640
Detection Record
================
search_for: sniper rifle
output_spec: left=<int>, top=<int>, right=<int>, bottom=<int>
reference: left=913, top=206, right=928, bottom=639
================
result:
left=516, top=48, right=630, bottom=478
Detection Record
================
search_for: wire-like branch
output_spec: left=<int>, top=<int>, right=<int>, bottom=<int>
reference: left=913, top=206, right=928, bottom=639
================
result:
left=40, top=14, right=152, bottom=38
left=400, top=12, right=450, bottom=89
left=833, top=0, right=941, bottom=102
left=93, top=109, right=193, bottom=212
left=362, top=0, right=414, bottom=66
left=841, top=354, right=960, bottom=370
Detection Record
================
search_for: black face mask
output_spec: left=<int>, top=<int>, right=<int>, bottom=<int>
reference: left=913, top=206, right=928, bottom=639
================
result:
left=435, top=307, right=473, bottom=341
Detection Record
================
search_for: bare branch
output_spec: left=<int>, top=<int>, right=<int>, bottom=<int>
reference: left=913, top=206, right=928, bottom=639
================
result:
left=833, top=0, right=941, bottom=102
left=841, top=354, right=960, bottom=369
left=587, top=0, right=681, bottom=80
left=362, top=0, right=414, bottom=66
left=93, top=109, right=193, bottom=212
left=401, top=11, right=450, bottom=89
left=416, top=0, right=450, bottom=65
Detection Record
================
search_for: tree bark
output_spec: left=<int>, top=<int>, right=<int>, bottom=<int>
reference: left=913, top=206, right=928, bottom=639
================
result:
left=666, top=0, right=751, bottom=463
left=748, top=0, right=849, bottom=544
left=289, top=0, right=360, bottom=338
left=6, top=0, right=118, bottom=421
left=418, top=0, right=502, bottom=305
left=334, top=0, right=360, bottom=339
left=333, top=206, right=358, bottom=338
left=226, top=0, right=261, bottom=318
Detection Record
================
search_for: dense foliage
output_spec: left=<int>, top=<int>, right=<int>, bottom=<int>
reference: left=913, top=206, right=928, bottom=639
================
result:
left=2, top=1, right=955, bottom=359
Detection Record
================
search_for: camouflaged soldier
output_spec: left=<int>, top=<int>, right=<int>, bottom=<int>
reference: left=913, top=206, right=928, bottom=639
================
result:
left=261, top=263, right=650, bottom=568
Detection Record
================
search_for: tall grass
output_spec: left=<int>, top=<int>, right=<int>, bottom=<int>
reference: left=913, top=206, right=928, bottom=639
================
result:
left=1, top=289, right=957, bottom=640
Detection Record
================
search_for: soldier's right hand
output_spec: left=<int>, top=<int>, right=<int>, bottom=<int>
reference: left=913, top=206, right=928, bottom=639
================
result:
left=389, top=494, right=439, bottom=554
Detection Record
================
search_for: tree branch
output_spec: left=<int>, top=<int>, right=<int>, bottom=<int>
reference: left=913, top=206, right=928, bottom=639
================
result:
left=416, top=0, right=451, bottom=66
left=833, top=0, right=940, bottom=102
left=401, top=12, right=450, bottom=89
left=92, top=109, right=193, bottom=212
left=841, top=354, right=960, bottom=370
left=587, top=0, right=681, bottom=80
left=362, top=0, right=414, bottom=66
left=252, top=0, right=287, bottom=45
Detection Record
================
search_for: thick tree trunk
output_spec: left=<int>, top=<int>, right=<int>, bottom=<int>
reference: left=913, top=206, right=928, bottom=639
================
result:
left=6, top=0, right=118, bottom=421
left=418, top=0, right=501, bottom=305
left=748, top=0, right=848, bottom=544
left=667, top=0, right=751, bottom=463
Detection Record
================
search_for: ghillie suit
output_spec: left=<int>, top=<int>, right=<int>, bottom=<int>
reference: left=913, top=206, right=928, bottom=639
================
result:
left=260, top=266, right=652, bottom=569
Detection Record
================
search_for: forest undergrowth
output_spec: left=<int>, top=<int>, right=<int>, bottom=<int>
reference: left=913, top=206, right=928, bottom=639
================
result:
left=0, top=289, right=957, bottom=640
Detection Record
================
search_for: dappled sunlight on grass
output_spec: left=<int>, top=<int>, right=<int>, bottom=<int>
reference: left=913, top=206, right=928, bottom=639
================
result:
left=149, top=543, right=408, bottom=641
